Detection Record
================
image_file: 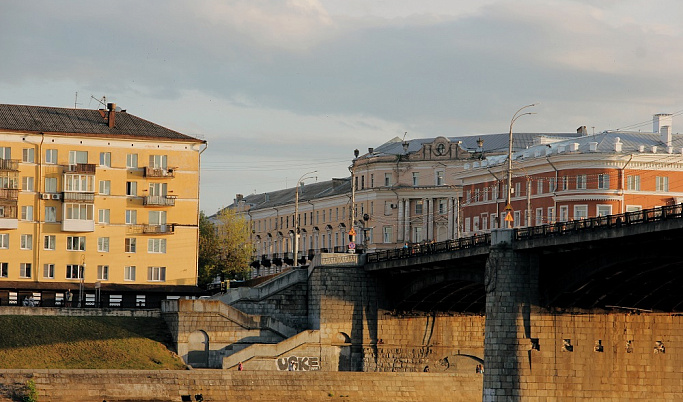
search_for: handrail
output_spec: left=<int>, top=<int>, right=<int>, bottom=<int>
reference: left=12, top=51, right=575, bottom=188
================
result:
left=366, top=233, right=491, bottom=263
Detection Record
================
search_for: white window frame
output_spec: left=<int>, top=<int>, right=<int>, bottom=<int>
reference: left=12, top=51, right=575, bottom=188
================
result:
left=412, top=172, right=419, bottom=186
left=22, top=148, right=35, bottom=163
left=148, top=238, right=167, bottom=253
left=536, top=208, right=544, bottom=226
left=98, top=209, right=110, bottom=224
left=384, top=173, right=392, bottom=187
left=44, top=177, right=57, bottom=193
left=21, top=205, right=33, bottom=221
left=0, top=262, right=7, bottom=278
left=45, top=149, right=58, bottom=164
left=656, top=176, right=669, bottom=192
left=125, top=210, right=137, bottom=224
left=64, top=174, right=95, bottom=192
left=596, top=204, right=612, bottom=217
left=125, top=238, right=136, bottom=253
left=436, top=170, right=445, bottom=186
left=547, top=207, right=556, bottom=224
left=124, top=266, right=136, bottom=281
left=149, top=155, right=167, bottom=169
left=573, top=205, right=588, bottom=220
left=0, top=233, right=8, bottom=249
left=20, top=234, right=32, bottom=250
left=559, top=205, right=569, bottom=222
left=598, top=174, right=610, bottom=190
left=66, top=236, right=86, bottom=251
left=147, top=266, right=166, bottom=282
left=65, top=203, right=94, bottom=220
left=126, top=153, right=138, bottom=168
left=99, top=152, right=111, bottom=167
left=99, top=180, right=111, bottom=195
left=44, top=235, right=56, bottom=250
left=22, top=176, right=34, bottom=191
left=68, top=150, right=88, bottom=165
left=576, top=175, right=587, bottom=190
left=382, top=226, right=392, bottom=243
left=20, top=263, right=32, bottom=278
left=66, top=264, right=83, bottom=279
left=97, top=265, right=109, bottom=281
left=126, top=181, right=137, bottom=196
left=43, top=263, right=55, bottom=279
left=97, top=237, right=110, bottom=252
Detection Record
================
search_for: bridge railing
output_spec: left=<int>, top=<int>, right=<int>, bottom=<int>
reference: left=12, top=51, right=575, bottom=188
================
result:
left=514, top=203, right=683, bottom=240
left=366, top=233, right=491, bottom=263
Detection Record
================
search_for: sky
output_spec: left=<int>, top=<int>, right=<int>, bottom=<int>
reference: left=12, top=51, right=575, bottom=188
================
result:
left=2, top=0, right=683, bottom=215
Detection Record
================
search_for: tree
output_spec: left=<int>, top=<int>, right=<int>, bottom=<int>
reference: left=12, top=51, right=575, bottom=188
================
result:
left=198, top=209, right=254, bottom=288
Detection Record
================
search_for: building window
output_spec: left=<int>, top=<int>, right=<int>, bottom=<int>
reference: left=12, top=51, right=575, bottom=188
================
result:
left=43, top=263, right=55, bottom=279
left=492, top=185, right=499, bottom=201
left=559, top=206, right=569, bottom=222
left=415, top=200, right=423, bottom=215
left=20, top=234, right=32, bottom=250
left=537, top=179, right=544, bottom=194
left=465, top=190, right=471, bottom=204
left=66, top=264, right=83, bottom=279
left=370, top=174, right=374, bottom=188
left=21, top=205, right=33, bottom=221
left=147, top=266, right=166, bottom=282
left=413, top=227, right=423, bottom=243
left=656, top=176, right=669, bottom=192
left=125, top=238, right=137, bottom=253
left=69, top=150, right=88, bottom=165
left=536, top=208, right=543, bottom=226
left=473, top=216, right=480, bottom=232
left=547, top=207, right=555, bottom=224
left=598, top=174, right=610, bottom=189
left=66, top=236, right=86, bottom=251
left=125, top=266, right=136, bottom=281
left=148, top=238, right=167, bottom=253
left=561, top=177, right=568, bottom=191
left=22, top=177, right=34, bottom=191
left=44, top=235, right=56, bottom=250
left=99, top=180, right=111, bottom=195
left=149, top=210, right=166, bottom=226
left=126, top=153, right=138, bottom=168
left=597, top=205, right=612, bottom=217
left=125, top=210, right=137, bottom=225
left=464, top=217, right=471, bottom=233
left=0, top=233, right=8, bottom=249
left=98, top=209, right=110, bottom=224
left=513, top=211, right=521, bottom=227
left=514, top=182, right=521, bottom=197
left=149, top=182, right=167, bottom=196
left=0, top=147, right=10, bottom=159
left=491, top=213, right=498, bottom=229
left=0, top=262, right=8, bottom=278
left=64, top=174, right=95, bottom=192
left=150, top=154, right=167, bottom=169
left=627, top=175, right=640, bottom=191
left=474, top=188, right=480, bottom=202
left=383, top=226, right=393, bottom=243
left=126, top=181, right=137, bottom=196
left=97, top=265, right=109, bottom=281
left=97, top=237, right=109, bottom=252
left=436, top=170, right=445, bottom=186
left=22, top=148, right=35, bottom=163
left=576, top=175, right=587, bottom=190
left=384, top=173, right=392, bottom=187
left=412, top=172, right=419, bottom=186
left=482, top=214, right=488, bottom=231
left=438, top=199, right=447, bottom=214
left=44, top=177, right=57, bottom=193
left=574, top=205, right=588, bottom=220
left=548, top=177, right=556, bottom=192
left=45, top=149, right=58, bottom=164
left=65, top=204, right=94, bottom=220
left=99, top=152, right=111, bottom=167
left=20, top=263, right=32, bottom=278
left=483, top=187, right=489, bottom=201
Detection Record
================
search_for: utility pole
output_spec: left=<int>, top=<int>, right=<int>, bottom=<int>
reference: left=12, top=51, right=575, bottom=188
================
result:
left=506, top=104, right=537, bottom=228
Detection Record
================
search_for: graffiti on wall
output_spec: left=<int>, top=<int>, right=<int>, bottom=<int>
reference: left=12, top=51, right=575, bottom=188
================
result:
left=276, top=356, right=320, bottom=371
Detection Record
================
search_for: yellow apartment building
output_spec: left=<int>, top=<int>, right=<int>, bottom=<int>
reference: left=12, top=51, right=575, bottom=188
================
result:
left=0, top=103, right=206, bottom=307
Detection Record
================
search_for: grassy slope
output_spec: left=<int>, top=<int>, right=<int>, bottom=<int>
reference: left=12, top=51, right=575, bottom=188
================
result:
left=0, top=316, right=187, bottom=370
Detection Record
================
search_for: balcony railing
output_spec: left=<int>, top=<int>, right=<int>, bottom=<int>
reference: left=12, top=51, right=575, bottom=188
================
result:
left=0, top=188, right=19, bottom=200
left=65, top=163, right=97, bottom=174
left=0, top=159, right=19, bottom=171
left=127, top=224, right=175, bottom=235
left=144, top=167, right=175, bottom=178
left=62, top=192, right=95, bottom=203
left=143, top=195, right=176, bottom=206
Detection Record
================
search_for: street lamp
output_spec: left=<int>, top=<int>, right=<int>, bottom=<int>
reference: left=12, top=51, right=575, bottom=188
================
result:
left=349, top=149, right=360, bottom=253
left=506, top=103, right=537, bottom=228
left=79, top=254, right=86, bottom=308
left=293, top=170, right=317, bottom=266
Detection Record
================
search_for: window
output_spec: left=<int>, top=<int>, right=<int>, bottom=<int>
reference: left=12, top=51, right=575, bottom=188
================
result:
left=627, top=175, right=640, bottom=191
left=547, top=207, right=555, bottom=224
left=45, top=149, right=58, bottom=164
left=384, top=173, right=392, bottom=187
left=383, top=226, right=393, bottom=243
left=464, top=217, right=471, bottom=233
left=548, top=177, right=556, bottom=192
left=436, top=170, right=445, bottom=186
left=0, top=233, right=7, bottom=248
left=97, top=237, right=109, bottom=252
left=126, top=181, right=137, bottom=196
left=65, top=204, right=94, bottom=221
left=149, top=155, right=167, bottom=169
left=474, top=188, right=480, bottom=202
left=66, top=236, right=86, bottom=251
left=21, top=205, right=33, bottom=221
left=148, top=238, right=166, bottom=253
left=64, top=174, right=95, bottom=192
left=513, top=211, right=521, bottom=227
left=491, top=213, right=498, bottom=229
left=0, top=147, right=11, bottom=159
left=125, top=238, right=136, bottom=253
left=124, top=266, right=136, bottom=281
left=561, top=177, right=568, bottom=191
left=473, top=216, right=480, bottom=232
left=44, top=235, right=56, bottom=250
left=413, top=227, right=423, bottom=243
left=536, top=208, right=543, bottom=226
left=22, top=177, right=34, bottom=191
left=492, top=185, right=499, bottom=201
left=0, top=262, right=7, bottom=278
left=415, top=200, right=423, bottom=215
left=537, top=179, right=544, bottom=194
left=97, top=265, right=109, bottom=280
left=514, top=183, right=521, bottom=197
left=99, top=180, right=111, bottom=195
left=99, top=152, right=111, bottom=167
left=44, top=177, right=57, bottom=193
left=412, top=172, right=419, bottom=186
left=149, top=210, right=166, bottom=226
left=149, top=182, right=167, bottom=196
left=482, top=214, right=488, bottom=231
left=438, top=199, right=447, bottom=214
left=597, top=205, right=612, bottom=217
left=45, top=206, right=56, bottom=223
left=147, top=266, right=166, bottom=282
left=559, top=206, right=569, bottom=222
left=66, top=264, right=83, bottom=279
left=22, top=148, right=35, bottom=163
left=574, top=205, right=588, bottom=220
left=483, top=187, right=489, bottom=201
left=69, top=150, right=88, bottom=165
left=126, top=153, right=138, bottom=168
left=465, top=190, right=471, bottom=204
left=43, top=264, right=55, bottom=279
left=125, top=210, right=137, bottom=225
left=20, top=234, right=32, bottom=250
left=656, top=176, right=669, bottom=192
left=576, top=175, right=587, bottom=190
left=598, top=174, right=610, bottom=189
left=20, top=263, right=31, bottom=278
left=98, top=209, right=110, bottom=224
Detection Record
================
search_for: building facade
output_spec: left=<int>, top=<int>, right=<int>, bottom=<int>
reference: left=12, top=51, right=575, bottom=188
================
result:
left=0, top=103, right=206, bottom=307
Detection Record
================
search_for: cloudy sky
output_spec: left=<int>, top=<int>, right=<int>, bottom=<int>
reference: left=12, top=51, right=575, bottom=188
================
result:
left=2, top=0, right=682, bottom=214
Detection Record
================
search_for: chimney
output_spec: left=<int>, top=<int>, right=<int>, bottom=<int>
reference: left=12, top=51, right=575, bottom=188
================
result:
left=660, top=126, right=672, bottom=148
left=235, top=194, right=243, bottom=205
left=577, top=126, right=588, bottom=135
left=107, top=103, right=116, bottom=128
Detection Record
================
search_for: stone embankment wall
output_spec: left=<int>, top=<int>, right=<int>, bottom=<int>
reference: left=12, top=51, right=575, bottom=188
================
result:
left=0, top=306, right=159, bottom=317
left=0, top=370, right=482, bottom=402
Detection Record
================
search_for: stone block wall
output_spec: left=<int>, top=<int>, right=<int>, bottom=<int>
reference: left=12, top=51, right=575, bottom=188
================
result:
left=232, top=280, right=309, bottom=331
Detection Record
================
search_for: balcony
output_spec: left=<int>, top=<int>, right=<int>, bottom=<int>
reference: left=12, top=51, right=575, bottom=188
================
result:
left=62, top=218, right=95, bottom=232
left=0, top=203, right=18, bottom=229
left=0, top=159, right=19, bottom=171
left=143, top=195, right=176, bottom=206
left=127, top=224, right=175, bottom=235
left=65, top=163, right=97, bottom=174
left=62, top=192, right=94, bottom=203
left=0, top=188, right=19, bottom=200
left=144, top=167, right=175, bottom=178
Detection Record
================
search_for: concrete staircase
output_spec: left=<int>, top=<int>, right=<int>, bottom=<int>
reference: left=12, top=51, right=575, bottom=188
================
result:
left=213, top=266, right=309, bottom=305
left=222, top=329, right=321, bottom=369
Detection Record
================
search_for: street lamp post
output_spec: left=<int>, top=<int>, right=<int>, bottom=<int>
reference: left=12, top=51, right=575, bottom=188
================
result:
left=294, top=170, right=317, bottom=266
left=79, top=254, right=85, bottom=308
left=349, top=149, right=359, bottom=252
left=506, top=104, right=537, bottom=228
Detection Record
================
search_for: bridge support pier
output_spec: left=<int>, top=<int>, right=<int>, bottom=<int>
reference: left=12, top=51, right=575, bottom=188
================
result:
left=483, top=229, right=538, bottom=402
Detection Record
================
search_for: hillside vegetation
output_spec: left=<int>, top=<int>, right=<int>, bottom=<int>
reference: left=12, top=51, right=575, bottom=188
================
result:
left=0, top=316, right=187, bottom=370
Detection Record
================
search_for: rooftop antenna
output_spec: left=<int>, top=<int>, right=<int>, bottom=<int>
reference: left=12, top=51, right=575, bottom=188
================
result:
left=90, top=95, right=107, bottom=109
left=74, top=92, right=82, bottom=109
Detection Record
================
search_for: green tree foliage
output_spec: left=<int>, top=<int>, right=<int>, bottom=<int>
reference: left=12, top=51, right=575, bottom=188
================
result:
left=198, top=209, right=254, bottom=288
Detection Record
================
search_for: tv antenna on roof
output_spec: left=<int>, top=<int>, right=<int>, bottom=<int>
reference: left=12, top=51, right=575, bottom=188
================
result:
left=90, top=95, right=107, bottom=108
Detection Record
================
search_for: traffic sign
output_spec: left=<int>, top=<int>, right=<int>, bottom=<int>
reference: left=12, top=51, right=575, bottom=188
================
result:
left=504, top=212, right=513, bottom=222
left=504, top=203, right=513, bottom=211
left=348, top=242, right=356, bottom=249
left=348, top=228, right=356, bottom=236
